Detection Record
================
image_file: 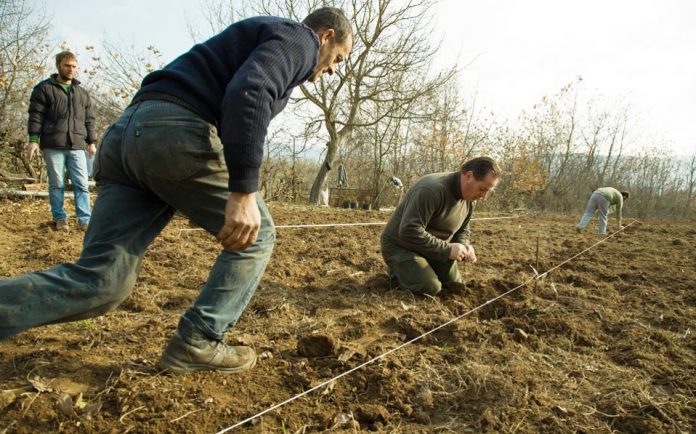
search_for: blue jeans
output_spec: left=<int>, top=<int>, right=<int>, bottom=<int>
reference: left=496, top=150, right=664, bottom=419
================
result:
left=43, top=148, right=91, bottom=224
left=86, top=151, right=94, bottom=178
left=577, top=191, right=609, bottom=234
left=0, top=100, right=275, bottom=341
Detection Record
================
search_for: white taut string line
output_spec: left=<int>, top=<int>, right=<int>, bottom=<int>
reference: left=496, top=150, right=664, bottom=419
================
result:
left=178, top=215, right=520, bottom=237
left=214, top=220, right=639, bottom=433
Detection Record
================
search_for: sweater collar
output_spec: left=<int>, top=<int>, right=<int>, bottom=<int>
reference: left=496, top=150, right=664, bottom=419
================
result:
left=298, top=24, right=321, bottom=84
left=448, top=171, right=463, bottom=201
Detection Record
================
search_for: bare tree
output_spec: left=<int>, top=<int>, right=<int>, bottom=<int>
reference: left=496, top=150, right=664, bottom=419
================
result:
left=0, top=0, right=52, bottom=177
left=80, top=40, right=164, bottom=129
left=410, top=84, right=492, bottom=174
left=260, top=126, right=316, bottom=202
left=685, top=154, right=696, bottom=216
left=600, top=105, right=629, bottom=184
left=186, top=0, right=242, bottom=41
left=251, top=0, right=456, bottom=203
left=517, top=79, right=582, bottom=208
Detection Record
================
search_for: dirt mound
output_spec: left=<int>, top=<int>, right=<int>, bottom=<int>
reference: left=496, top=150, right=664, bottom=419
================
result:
left=1, top=200, right=694, bottom=433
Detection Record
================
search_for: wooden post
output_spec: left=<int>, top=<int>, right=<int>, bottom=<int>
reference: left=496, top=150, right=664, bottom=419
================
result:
left=535, top=237, right=540, bottom=291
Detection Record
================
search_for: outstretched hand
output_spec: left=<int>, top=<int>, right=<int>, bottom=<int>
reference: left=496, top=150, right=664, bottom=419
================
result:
left=216, top=192, right=260, bottom=251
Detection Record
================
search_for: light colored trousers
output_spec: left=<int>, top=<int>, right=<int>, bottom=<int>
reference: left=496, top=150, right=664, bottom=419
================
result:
left=577, top=191, right=610, bottom=234
left=43, top=148, right=91, bottom=224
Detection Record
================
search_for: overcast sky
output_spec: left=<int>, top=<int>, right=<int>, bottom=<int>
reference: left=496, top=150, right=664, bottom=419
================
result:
left=42, top=0, right=696, bottom=156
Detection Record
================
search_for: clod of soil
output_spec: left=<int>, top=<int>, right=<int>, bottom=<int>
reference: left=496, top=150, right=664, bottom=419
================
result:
left=0, top=391, right=16, bottom=411
left=297, top=334, right=337, bottom=357
left=352, top=403, right=391, bottom=426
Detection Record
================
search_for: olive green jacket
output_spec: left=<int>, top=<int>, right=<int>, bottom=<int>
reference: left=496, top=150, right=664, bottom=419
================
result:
left=381, top=172, right=474, bottom=261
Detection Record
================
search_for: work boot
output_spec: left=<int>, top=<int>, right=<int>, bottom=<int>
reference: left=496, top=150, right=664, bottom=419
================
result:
left=159, top=331, right=257, bottom=374
left=55, top=219, right=69, bottom=231
left=575, top=226, right=583, bottom=234
left=78, top=221, right=89, bottom=231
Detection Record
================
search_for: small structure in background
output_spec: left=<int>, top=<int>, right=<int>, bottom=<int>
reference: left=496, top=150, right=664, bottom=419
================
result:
left=329, top=187, right=372, bottom=208
left=336, top=164, right=348, bottom=188
left=389, top=176, right=403, bottom=188
left=371, top=175, right=404, bottom=209
left=326, top=165, right=403, bottom=209
left=330, top=163, right=371, bottom=208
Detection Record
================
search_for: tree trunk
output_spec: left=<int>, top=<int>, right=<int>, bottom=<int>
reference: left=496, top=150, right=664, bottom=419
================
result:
left=309, top=136, right=342, bottom=204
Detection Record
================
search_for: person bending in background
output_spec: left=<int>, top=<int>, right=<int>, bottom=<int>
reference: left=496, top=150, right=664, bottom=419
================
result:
left=576, top=187, right=629, bottom=235
left=1, top=7, right=353, bottom=375
left=380, top=157, right=501, bottom=296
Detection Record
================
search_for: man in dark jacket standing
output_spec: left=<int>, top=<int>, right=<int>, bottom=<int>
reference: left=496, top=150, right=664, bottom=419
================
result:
left=1, top=8, right=353, bottom=374
left=381, top=157, right=500, bottom=295
left=27, top=51, right=97, bottom=231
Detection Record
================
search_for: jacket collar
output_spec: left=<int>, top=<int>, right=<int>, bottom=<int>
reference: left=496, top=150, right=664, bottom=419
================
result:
left=49, top=73, right=81, bottom=86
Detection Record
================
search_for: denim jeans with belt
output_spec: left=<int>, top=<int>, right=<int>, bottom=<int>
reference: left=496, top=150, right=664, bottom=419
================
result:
left=577, top=190, right=610, bottom=234
left=0, top=100, right=276, bottom=341
left=43, top=148, right=91, bottom=224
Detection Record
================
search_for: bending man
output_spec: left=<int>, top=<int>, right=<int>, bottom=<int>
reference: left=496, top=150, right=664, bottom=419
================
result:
left=0, top=8, right=353, bottom=374
left=576, top=187, right=629, bottom=235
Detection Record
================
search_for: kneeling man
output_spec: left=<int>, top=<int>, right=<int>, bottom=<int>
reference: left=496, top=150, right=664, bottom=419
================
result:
left=380, top=157, right=500, bottom=295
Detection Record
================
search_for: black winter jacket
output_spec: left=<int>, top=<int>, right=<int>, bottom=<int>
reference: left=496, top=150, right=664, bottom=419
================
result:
left=27, top=74, right=97, bottom=150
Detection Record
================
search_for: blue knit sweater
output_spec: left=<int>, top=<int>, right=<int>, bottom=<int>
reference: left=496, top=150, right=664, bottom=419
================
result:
left=132, top=16, right=319, bottom=192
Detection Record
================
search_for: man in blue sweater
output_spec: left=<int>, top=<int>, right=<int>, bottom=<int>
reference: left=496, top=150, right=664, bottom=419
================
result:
left=0, top=8, right=353, bottom=374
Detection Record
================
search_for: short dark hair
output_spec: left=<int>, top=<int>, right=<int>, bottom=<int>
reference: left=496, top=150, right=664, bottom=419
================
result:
left=303, top=7, right=352, bottom=44
left=621, top=191, right=630, bottom=200
left=55, top=51, right=77, bottom=65
left=460, top=156, right=501, bottom=180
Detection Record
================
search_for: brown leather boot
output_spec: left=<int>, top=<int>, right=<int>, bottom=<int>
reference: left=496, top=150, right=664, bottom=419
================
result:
left=159, top=331, right=257, bottom=374
left=55, top=219, right=69, bottom=231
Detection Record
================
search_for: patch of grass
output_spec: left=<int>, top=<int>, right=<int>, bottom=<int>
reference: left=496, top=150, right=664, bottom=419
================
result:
left=438, top=343, right=457, bottom=353
left=77, top=319, right=97, bottom=332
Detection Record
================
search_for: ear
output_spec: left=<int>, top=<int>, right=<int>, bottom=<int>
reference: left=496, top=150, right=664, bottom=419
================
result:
left=318, top=28, right=336, bottom=45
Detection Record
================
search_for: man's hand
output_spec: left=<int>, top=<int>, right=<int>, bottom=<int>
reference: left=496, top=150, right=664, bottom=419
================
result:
left=464, top=244, right=477, bottom=263
left=449, top=243, right=477, bottom=263
left=216, top=192, right=260, bottom=251
left=26, top=142, right=39, bottom=161
left=87, top=143, right=97, bottom=157
left=449, top=243, right=468, bottom=262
